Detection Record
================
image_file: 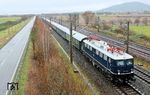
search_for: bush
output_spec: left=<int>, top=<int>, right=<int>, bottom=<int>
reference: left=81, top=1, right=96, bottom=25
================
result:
left=25, top=17, right=91, bottom=95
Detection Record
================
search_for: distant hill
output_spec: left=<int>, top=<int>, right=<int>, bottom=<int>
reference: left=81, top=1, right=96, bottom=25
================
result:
left=98, top=2, right=150, bottom=12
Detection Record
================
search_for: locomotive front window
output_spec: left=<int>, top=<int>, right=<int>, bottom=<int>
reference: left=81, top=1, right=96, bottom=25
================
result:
left=117, top=61, right=125, bottom=66
left=126, top=60, right=133, bottom=65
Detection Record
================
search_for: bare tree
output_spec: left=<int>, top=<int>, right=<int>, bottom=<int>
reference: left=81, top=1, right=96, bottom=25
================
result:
left=94, top=16, right=101, bottom=32
left=118, top=19, right=124, bottom=26
left=128, top=19, right=133, bottom=24
left=109, top=20, right=115, bottom=27
left=72, top=14, right=79, bottom=30
left=82, top=11, right=95, bottom=25
left=142, top=18, right=148, bottom=26
left=134, top=18, right=140, bottom=26
left=102, top=20, right=110, bottom=30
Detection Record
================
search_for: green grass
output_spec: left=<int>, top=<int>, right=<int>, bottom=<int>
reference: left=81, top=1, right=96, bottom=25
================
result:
left=0, top=17, right=21, bottom=23
left=0, top=19, right=30, bottom=48
left=134, top=56, right=150, bottom=72
left=130, top=26, right=150, bottom=38
left=0, top=20, right=21, bottom=31
left=0, top=17, right=21, bottom=31
left=0, top=24, right=11, bottom=31
left=12, top=41, right=32, bottom=95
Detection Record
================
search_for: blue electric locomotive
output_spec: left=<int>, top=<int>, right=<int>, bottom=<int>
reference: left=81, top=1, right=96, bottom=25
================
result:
left=46, top=19, right=134, bottom=82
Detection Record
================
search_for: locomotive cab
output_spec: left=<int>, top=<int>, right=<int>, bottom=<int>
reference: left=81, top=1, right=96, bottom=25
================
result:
left=111, top=59, right=134, bottom=82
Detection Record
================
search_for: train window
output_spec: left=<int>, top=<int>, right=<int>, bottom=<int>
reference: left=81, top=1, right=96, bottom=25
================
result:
left=90, top=46, right=92, bottom=51
left=126, top=60, right=133, bottom=65
left=92, top=48, right=96, bottom=53
left=75, top=39, right=77, bottom=44
left=96, top=50, right=99, bottom=55
left=74, top=38, right=76, bottom=42
left=104, top=55, right=107, bottom=61
left=87, top=45, right=89, bottom=49
left=88, top=46, right=90, bottom=49
left=73, top=38, right=75, bottom=42
left=76, top=39, right=78, bottom=44
left=84, top=44, right=87, bottom=47
left=100, top=52, right=103, bottom=58
left=109, top=58, right=111, bottom=63
left=117, top=61, right=125, bottom=66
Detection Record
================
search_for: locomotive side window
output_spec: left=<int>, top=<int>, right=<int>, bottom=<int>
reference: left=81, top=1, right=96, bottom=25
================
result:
left=104, top=55, right=107, bottom=61
left=117, top=61, right=125, bottom=66
left=85, top=44, right=87, bottom=47
left=100, top=52, right=103, bottom=58
left=96, top=50, right=99, bottom=55
left=109, top=58, right=111, bottom=63
left=90, top=46, right=92, bottom=51
left=86, top=44, right=89, bottom=49
left=76, top=39, right=78, bottom=44
left=92, top=48, right=96, bottom=53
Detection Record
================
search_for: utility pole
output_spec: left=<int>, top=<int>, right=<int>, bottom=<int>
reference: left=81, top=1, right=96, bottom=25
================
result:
left=69, top=14, right=73, bottom=64
left=126, top=21, right=129, bottom=53
left=60, top=16, right=62, bottom=25
left=49, top=17, right=52, bottom=21
left=97, top=16, right=100, bottom=32
left=74, top=14, right=77, bottom=31
left=59, top=16, right=61, bottom=24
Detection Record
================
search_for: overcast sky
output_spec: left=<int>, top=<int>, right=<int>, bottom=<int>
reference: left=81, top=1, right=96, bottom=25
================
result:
left=0, top=0, right=150, bottom=15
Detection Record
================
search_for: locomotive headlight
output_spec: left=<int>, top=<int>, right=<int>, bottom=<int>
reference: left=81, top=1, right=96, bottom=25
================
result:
left=131, top=69, right=134, bottom=73
left=117, top=70, right=120, bottom=75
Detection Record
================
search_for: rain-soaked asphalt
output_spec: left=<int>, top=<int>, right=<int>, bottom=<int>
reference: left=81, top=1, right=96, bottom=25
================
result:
left=0, top=17, right=35, bottom=95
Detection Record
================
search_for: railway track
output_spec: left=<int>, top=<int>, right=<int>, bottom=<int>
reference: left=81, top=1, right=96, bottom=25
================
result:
left=113, top=82, right=144, bottom=95
left=57, top=20, right=150, bottom=61
left=134, top=66, right=150, bottom=85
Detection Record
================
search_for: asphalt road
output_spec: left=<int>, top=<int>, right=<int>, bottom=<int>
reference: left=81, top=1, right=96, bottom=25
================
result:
left=0, top=17, right=35, bottom=95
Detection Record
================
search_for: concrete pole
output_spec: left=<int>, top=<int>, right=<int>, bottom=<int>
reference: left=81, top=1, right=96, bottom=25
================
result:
left=126, top=21, right=129, bottom=53
left=97, top=16, right=100, bottom=32
left=69, top=14, right=73, bottom=64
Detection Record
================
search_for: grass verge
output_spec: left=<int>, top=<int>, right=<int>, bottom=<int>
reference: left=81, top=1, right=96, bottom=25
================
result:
left=11, top=40, right=32, bottom=95
left=134, top=56, right=150, bottom=72
left=130, top=26, right=150, bottom=38
left=25, top=18, right=92, bottom=95
left=0, top=19, right=30, bottom=48
left=0, top=17, right=21, bottom=23
left=52, top=35, right=93, bottom=95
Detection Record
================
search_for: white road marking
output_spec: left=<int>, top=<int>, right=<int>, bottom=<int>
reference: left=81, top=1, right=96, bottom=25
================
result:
left=0, top=59, right=6, bottom=66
